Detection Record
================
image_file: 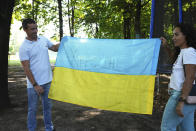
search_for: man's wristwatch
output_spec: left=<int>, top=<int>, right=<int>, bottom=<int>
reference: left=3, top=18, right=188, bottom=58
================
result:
left=33, top=82, right=38, bottom=87
left=178, top=97, right=186, bottom=102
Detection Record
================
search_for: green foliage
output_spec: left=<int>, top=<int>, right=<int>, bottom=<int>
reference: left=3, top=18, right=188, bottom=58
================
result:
left=77, top=0, right=124, bottom=38
left=9, top=45, right=17, bottom=55
left=12, top=0, right=196, bottom=40
left=75, top=0, right=154, bottom=39
left=162, top=0, right=196, bottom=47
left=13, top=0, right=59, bottom=36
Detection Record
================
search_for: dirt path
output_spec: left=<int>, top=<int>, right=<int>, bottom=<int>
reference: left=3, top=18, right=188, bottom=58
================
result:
left=0, top=66, right=168, bottom=131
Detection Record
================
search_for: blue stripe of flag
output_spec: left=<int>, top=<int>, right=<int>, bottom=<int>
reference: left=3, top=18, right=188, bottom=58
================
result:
left=55, top=36, right=161, bottom=75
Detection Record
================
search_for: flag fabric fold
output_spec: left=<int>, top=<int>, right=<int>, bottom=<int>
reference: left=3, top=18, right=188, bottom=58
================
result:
left=49, top=36, right=161, bottom=114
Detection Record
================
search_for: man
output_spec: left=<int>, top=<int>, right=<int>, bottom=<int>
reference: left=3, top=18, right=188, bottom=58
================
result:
left=19, top=18, right=59, bottom=131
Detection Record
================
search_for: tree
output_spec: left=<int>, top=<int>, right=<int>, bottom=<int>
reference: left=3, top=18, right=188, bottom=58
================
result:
left=32, top=0, right=39, bottom=21
left=122, top=2, right=132, bottom=39
left=172, top=0, right=179, bottom=26
left=134, top=0, right=150, bottom=38
left=150, top=0, right=168, bottom=68
left=57, top=0, right=63, bottom=40
left=111, top=0, right=135, bottom=39
left=183, top=0, right=196, bottom=26
left=13, top=0, right=60, bottom=40
left=152, top=0, right=164, bottom=38
left=0, top=0, right=15, bottom=109
left=68, top=0, right=75, bottom=37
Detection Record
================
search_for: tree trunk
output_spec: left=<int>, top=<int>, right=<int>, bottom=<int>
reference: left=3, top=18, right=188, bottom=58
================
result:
left=71, top=3, right=75, bottom=37
left=152, top=0, right=168, bottom=70
left=34, top=2, right=39, bottom=22
left=135, top=0, right=141, bottom=38
left=57, top=0, right=63, bottom=40
left=123, top=16, right=131, bottom=39
left=152, top=0, right=164, bottom=38
left=123, top=2, right=132, bottom=39
left=173, top=0, right=179, bottom=25
left=95, top=22, right=99, bottom=38
left=0, top=0, right=15, bottom=109
left=32, top=0, right=42, bottom=22
left=68, top=0, right=75, bottom=37
left=187, top=0, right=193, bottom=25
left=68, top=0, right=71, bottom=36
left=32, top=0, right=35, bottom=19
left=135, top=0, right=150, bottom=38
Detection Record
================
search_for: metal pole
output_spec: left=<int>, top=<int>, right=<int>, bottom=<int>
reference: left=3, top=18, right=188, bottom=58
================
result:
left=150, top=0, right=155, bottom=38
left=178, top=0, right=183, bottom=23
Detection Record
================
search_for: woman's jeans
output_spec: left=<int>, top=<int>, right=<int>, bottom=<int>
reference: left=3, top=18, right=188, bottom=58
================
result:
left=27, top=82, right=53, bottom=131
left=161, top=89, right=196, bottom=131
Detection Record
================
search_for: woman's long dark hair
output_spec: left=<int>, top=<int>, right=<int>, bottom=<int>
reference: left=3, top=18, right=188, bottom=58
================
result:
left=172, top=23, right=196, bottom=64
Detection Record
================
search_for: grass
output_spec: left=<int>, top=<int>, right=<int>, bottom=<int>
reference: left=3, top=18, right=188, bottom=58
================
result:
left=50, top=59, right=56, bottom=65
left=8, top=60, right=21, bottom=66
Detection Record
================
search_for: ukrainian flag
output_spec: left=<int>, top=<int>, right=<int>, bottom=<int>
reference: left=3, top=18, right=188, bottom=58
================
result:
left=49, top=36, right=161, bottom=115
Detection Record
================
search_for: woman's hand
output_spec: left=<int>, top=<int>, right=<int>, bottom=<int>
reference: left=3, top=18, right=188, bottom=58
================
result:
left=176, top=102, right=184, bottom=117
left=160, top=37, right=168, bottom=47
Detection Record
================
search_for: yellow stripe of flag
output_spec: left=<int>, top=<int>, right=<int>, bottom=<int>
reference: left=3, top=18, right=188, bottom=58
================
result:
left=49, top=67, right=155, bottom=114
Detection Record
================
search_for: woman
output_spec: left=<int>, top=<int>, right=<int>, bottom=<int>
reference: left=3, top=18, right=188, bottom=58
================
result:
left=160, top=23, right=196, bottom=131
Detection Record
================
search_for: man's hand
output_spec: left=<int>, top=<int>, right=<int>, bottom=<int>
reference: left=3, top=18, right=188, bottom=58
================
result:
left=34, top=85, right=44, bottom=95
left=176, top=102, right=184, bottom=117
left=49, top=43, right=60, bottom=52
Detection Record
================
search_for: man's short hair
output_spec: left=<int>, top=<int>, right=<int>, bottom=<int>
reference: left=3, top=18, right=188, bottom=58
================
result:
left=22, top=18, right=36, bottom=29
